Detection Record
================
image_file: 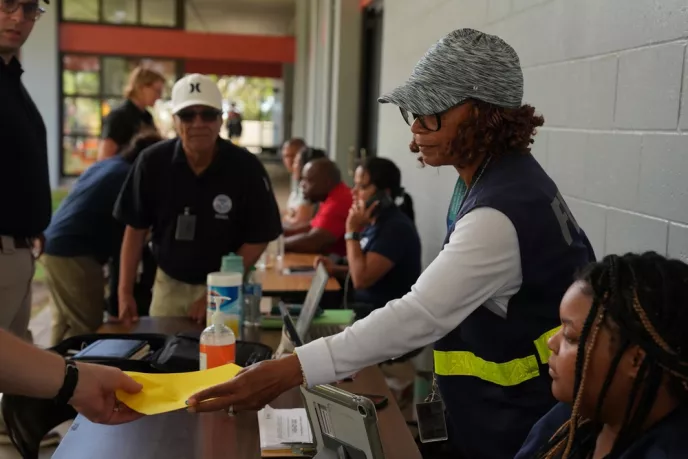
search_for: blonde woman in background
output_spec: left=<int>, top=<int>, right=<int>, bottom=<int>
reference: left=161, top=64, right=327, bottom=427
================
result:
left=97, top=66, right=165, bottom=161
left=97, top=66, right=165, bottom=322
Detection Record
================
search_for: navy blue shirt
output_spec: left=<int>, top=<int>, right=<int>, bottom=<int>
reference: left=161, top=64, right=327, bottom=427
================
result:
left=355, top=207, right=421, bottom=308
left=516, top=402, right=688, bottom=458
left=44, top=157, right=131, bottom=263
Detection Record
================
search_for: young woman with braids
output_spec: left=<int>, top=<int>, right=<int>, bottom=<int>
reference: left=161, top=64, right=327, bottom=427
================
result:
left=516, top=252, right=688, bottom=459
left=186, top=29, right=595, bottom=458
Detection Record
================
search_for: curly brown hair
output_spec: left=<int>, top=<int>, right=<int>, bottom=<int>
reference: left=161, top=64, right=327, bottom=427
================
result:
left=409, top=100, right=545, bottom=167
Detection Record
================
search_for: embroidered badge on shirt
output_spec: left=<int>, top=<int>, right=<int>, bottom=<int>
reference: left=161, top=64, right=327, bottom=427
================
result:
left=213, top=194, right=232, bottom=219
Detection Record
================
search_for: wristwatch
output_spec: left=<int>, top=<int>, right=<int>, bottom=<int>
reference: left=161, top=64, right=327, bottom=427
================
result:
left=54, top=360, right=79, bottom=405
left=344, top=232, right=361, bottom=241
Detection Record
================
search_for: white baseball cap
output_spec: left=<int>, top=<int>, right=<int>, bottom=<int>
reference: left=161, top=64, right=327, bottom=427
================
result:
left=171, top=74, right=223, bottom=114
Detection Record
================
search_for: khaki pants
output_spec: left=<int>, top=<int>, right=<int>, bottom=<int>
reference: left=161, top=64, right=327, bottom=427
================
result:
left=150, top=268, right=205, bottom=317
left=43, top=254, right=105, bottom=347
left=0, top=244, right=33, bottom=340
left=0, top=238, right=34, bottom=436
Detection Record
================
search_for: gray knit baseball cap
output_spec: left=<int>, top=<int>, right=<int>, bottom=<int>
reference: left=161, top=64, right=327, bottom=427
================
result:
left=379, top=29, right=523, bottom=115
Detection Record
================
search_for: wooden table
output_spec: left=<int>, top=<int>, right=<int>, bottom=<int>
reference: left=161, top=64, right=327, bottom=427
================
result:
left=260, top=253, right=340, bottom=297
left=55, top=318, right=420, bottom=459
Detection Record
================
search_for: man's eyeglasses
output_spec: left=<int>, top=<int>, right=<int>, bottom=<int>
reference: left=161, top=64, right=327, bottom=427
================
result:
left=399, top=107, right=442, bottom=132
left=176, top=109, right=221, bottom=123
left=0, top=0, right=45, bottom=21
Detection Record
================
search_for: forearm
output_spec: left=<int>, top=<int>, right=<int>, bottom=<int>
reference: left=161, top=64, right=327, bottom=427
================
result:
left=237, top=242, right=268, bottom=271
left=284, top=233, right=327, bottom=254
left=0, top=329, right=64, bottom=399
left=345, top=240, right=367, bottom=288
left=295, top=292, right=456, bottom=384
left=283, top=222, right=311, bottom=237
left=118, top=226, right=147, bottom=295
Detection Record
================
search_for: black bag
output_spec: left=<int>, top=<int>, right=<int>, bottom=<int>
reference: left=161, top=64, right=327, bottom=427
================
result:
left=2, top=332, right=273, bottom=459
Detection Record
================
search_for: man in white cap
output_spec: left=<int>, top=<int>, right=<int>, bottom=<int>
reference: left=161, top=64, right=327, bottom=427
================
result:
left=114, top=74, right=282, bottom=323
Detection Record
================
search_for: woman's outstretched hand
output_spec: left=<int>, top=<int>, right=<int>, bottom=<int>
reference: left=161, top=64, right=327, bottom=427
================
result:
left=187, top=354, right=304, bottom=413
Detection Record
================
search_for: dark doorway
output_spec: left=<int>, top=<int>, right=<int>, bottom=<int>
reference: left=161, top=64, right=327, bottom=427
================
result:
left=358, top=1, right=384, bottom=162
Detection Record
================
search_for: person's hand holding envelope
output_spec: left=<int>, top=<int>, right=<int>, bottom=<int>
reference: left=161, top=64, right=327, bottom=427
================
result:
left=116, top=364, right=242, bottom=415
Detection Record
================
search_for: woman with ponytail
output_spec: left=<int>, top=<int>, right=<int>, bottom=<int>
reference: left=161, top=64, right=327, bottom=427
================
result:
left=315, top=157, right=421, bottom=316
left=516, top=252, right=688, bottom=458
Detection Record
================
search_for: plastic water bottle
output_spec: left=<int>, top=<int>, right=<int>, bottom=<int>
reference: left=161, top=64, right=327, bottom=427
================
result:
left=199, top=311, right=236, bottom=370
left=243, top=266, right=262, bottom=327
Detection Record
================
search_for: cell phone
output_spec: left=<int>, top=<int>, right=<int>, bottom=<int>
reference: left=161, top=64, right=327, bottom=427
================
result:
left=364, top=191, right=393, bottom=217
left=281, top=307, right=304, bottom=347
left=415, top=400, right=449, bottom=443
left=354, top=393, right=388, bottom=410
left=283, top=265, right=315, bottom=274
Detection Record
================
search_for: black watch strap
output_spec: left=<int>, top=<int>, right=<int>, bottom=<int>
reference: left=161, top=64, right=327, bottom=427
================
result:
left=345, top=232, right=361, bottom=241
left=54, top=360, right=79, bottom=405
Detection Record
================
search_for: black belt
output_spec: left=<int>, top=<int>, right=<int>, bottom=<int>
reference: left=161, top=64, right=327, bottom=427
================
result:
left=0, top=236, right=32, bottom=250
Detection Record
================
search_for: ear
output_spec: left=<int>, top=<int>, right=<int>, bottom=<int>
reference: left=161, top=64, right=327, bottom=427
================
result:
left=621, top=345, right=646, bottom=379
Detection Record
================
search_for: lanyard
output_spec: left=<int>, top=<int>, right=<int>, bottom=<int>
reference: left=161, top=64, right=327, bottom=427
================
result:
left=446, top=178, right=468, bottom=231
left=445, top=156, right=492, bottom=230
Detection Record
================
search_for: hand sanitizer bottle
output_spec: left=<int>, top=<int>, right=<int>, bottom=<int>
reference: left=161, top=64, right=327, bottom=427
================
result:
left=199, top=311, right=236, bottom=370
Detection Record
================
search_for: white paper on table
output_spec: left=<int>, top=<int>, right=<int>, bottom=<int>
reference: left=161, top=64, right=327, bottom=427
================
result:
left=258, top=406, right=314, bottom=451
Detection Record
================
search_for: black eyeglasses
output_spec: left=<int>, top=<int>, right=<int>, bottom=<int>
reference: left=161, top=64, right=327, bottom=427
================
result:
left=176, top=109, right=221, bottom=123
left=0, top=0, right=45, bottom=21
left=399, top=107, right=442, bottom=132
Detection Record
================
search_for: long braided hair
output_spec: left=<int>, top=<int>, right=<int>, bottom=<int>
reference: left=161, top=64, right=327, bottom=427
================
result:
left=538, top=252, right=688, bottom=459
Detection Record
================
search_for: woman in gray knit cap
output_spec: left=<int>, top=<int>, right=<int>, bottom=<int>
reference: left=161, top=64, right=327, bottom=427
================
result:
left=188, top=29, right=595, bottom=459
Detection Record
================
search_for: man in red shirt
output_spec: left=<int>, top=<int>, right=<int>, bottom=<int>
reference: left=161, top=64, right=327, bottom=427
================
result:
left=284, top=158, right=352, bottom=256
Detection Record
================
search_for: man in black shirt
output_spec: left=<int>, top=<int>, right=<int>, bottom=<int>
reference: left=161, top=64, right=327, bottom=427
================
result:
left=0, top=0, right=50, bottom=338
left=115, top=74, right=282, bottom=323
left=0, top=0, right=57, bottom=447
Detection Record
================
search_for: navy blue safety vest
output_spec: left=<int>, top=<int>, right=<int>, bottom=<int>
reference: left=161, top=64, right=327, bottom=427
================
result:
left=435, top=153, right=595, bottom=459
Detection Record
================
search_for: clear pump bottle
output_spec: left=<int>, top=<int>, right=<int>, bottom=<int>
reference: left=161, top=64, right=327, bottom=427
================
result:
left=199, top=311, right=236, bottom=370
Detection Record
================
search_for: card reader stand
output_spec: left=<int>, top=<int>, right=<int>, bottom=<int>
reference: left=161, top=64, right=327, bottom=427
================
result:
left=313, top=439, right=367, bottom=459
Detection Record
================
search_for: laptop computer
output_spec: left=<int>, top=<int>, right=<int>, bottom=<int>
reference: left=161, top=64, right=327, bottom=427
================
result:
left=283, top=263, right=347, bottom=342
left=274, top=263, right=351, bottom=358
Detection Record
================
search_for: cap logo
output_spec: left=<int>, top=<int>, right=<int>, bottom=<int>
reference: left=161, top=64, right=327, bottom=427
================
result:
left=189, top=82, right=201, bottom=93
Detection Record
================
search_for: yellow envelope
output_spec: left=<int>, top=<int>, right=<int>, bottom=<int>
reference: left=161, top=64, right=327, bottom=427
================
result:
left=116, top=364, right=242, bottom=415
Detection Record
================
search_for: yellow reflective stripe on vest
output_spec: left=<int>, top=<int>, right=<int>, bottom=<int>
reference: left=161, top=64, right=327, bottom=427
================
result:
left=434, top=326, right=562, bottom=387
left=533, top=326, right=561, bottom=364
left=433, top=351, right=540, bottom=387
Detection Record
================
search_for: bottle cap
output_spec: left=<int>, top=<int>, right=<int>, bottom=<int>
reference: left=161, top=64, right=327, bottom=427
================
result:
left=221, top=252, right=244, bottom=274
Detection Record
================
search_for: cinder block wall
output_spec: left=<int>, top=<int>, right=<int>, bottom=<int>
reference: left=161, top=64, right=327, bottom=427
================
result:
left=377, top=0, right=688, bottom=267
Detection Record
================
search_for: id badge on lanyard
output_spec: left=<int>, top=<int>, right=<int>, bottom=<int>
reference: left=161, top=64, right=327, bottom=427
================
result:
left=415, top=374, right=449, bottom=443
left=175, top=207, right=196, bottom=241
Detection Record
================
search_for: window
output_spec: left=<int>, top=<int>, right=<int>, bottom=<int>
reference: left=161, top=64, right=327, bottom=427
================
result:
left=61, top=0, right=181, bottom=28
left=62, top=0, right=99, bottom=21
left=141, top=0, right=177, bottom=27
left=61, top=54, right=181, bottom=176
left=214, top=76, right=281, bottom=149
left=103, top=0, right=137, bottom=24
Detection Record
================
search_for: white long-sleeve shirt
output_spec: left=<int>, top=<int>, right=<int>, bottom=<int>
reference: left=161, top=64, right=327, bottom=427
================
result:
left=295, top=207, right=523, bottom=385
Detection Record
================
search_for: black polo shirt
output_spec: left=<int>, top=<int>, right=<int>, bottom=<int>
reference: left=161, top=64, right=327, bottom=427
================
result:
left=102, top=99, right=155, bottom=148
left=0, top=57, right=51, bottom=238
left=114, top=138, right=283, bottom=284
